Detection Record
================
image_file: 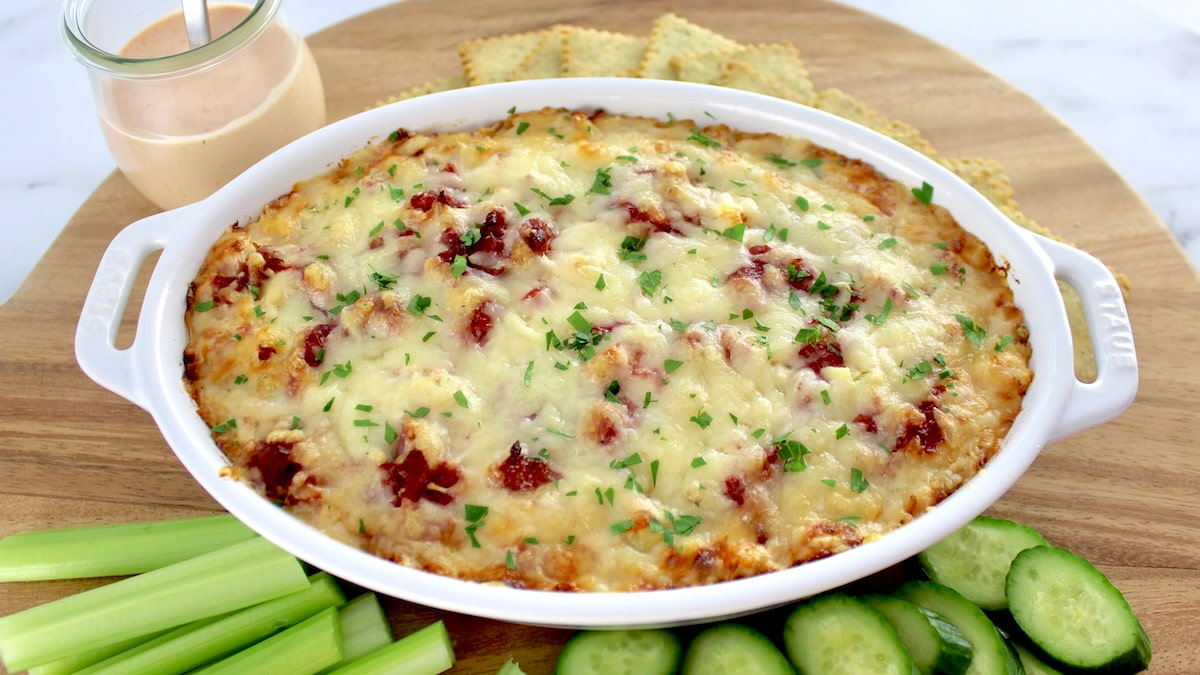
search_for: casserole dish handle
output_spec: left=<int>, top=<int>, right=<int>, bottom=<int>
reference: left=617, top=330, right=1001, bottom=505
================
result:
left=75, top=212, right=174, bottom=410
left=1034, top=235, right=1138, bottom=441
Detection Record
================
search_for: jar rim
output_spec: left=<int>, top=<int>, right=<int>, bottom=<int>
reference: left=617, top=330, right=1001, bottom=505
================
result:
left=61, top=0, right=281, bottom=77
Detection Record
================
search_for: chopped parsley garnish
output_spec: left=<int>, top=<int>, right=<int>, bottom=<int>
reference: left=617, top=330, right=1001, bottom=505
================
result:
left=664, top=359, right=683, bottom=374
left=450, top=254, right=468, bottom=278
left=866, top=297, right=893, bottom=326
left=453, top=390, right=470, bottom=408
left=794, top=195, right=810, bottom=211
left=595, top=486, right=615, bottom=506
left=835, top=424, right=850, bottom=439
left=618, top=235, right=648, bottom=263
left=794, top=327, right=821, bottom=345
left=720, top=223, right=746, bottom=242
left=588, top=167, right=613, bottom=195
left=906, top=360, right=933, bottom=381
left=691, top=456, right=707, bottom=468
left=690, top=410, right=714, bottom=429
left=767, top=155, right=797, bottom=168
left=514, top=201, right=531, bottom=216
left=611, top=520, right=635, bottom=534
left=801, top=157, right=824, bottom=169
left=814, top=315, right=841, bottom=332
left=638, top=269, right=664, bottom=296
left=686, top=130, right=720, bottom=148
left=930, top=262, right=949, bottom=276
left=912, top=181, right=934, bottom=205
left=530, top=187, right=575, bottom=206
left=850, top=467, right=870, bottom=493
left=878, top=237, right=898, bottom=250
left=404, top=407, right=430, bottom=418
left=407, top=294, right=433, bottom=316
left=567, top=310, right=592, bottom=334
left=774, top=436, right=810, bottom=472
left=954, top=314, right=987, bottom=348
left=610, top=453, right=643, bottom=470
left=595, top=274, right=607, bottom=290
left=369, top=266, right=398, bottom=290
left=464, top=504, right=488, bottom=548
left=515, top=121, right=530, bottom=135
left=459, top=227, right=481, bottom=247
left=384, top=422, right=398, bottom=445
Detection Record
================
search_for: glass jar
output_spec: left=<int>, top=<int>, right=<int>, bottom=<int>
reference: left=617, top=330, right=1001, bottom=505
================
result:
left=62, top=0, right=326, bottom=210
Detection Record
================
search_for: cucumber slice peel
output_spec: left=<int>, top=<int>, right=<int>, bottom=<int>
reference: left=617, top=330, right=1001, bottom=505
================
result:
left=1009, top=640, right=1064, bottom=675
left=681, top=623, right=795, bottom=675
left=894, top=581, right=1022, bottom=675
left=784, top=593, right=917, bottom=675
left=918, top=516, right=1048, bottom=610
left=862, top=594, right=972, bottom=675
left=554, top=629, right=681, bottom=675
left=1006, top=546, right=1151, bottom=673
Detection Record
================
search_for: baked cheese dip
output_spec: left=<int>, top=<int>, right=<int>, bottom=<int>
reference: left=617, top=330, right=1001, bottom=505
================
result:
left=183, top=108, right=1032, bottom=591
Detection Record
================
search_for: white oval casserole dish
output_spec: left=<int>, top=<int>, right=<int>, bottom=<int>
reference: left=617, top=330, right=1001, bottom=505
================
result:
left=74, top=78, right=1138, bottom=629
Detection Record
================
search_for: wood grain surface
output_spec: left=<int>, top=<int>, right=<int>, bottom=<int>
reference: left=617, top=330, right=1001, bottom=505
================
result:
left=2, top=1, right=1197, bottom=672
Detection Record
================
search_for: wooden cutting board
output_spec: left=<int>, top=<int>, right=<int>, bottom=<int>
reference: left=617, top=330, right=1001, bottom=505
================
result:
left=2, top=1, right=1197, bottom=672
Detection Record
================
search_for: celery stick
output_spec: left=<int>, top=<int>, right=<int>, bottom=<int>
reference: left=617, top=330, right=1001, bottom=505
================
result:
left=193, top=606, right=344, bottom=675
left=78, top=572, right=345, bottom=675
left=328, top=621, right=455, bottom=675
left=27, top=630, right=172, bottom=675
left=323, top=593, right=393, bottom=671
left=0, top=514, right=256, bottom=581
left=0, top=536, right=308, bottom=672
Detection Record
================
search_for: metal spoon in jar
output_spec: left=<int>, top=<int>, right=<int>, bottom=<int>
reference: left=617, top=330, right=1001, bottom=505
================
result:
left=181, top=0, right=212, bottom=49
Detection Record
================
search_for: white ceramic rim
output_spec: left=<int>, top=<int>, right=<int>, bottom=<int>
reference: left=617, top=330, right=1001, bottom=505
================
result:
left=79, top=78, right=1135, bottom=628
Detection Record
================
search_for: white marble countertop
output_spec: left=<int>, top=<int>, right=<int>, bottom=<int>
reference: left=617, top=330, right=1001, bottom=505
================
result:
left=2, top=0, right=1197, bottom=306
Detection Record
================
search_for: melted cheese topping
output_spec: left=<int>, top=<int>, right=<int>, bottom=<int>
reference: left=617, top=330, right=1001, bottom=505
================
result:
left=184, top=109, right=1032, bottom=591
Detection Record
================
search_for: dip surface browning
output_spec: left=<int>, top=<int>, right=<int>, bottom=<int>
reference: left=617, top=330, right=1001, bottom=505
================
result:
left=183, top=108, right=1032, bottom=591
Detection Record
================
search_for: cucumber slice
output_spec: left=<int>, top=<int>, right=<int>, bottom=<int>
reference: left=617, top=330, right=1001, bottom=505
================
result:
left=918, top=516, right=1048, bottom=610
left=554, top=629, right=681, bottom=675
left=1009, top=641, right=1063, bottom=675
left=1005, top=546, right=1151, bottom=673
left=681, top=623, right=795, bottom=675
left=783, top=593, right=916, bottom=675
left=894, top=581, right=1022, bottom=675
left=862, top=594, right=972, bottom=675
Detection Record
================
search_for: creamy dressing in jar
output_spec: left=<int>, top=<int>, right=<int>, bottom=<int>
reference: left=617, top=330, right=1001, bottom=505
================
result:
left=64, top=1, right=325, bottom=210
